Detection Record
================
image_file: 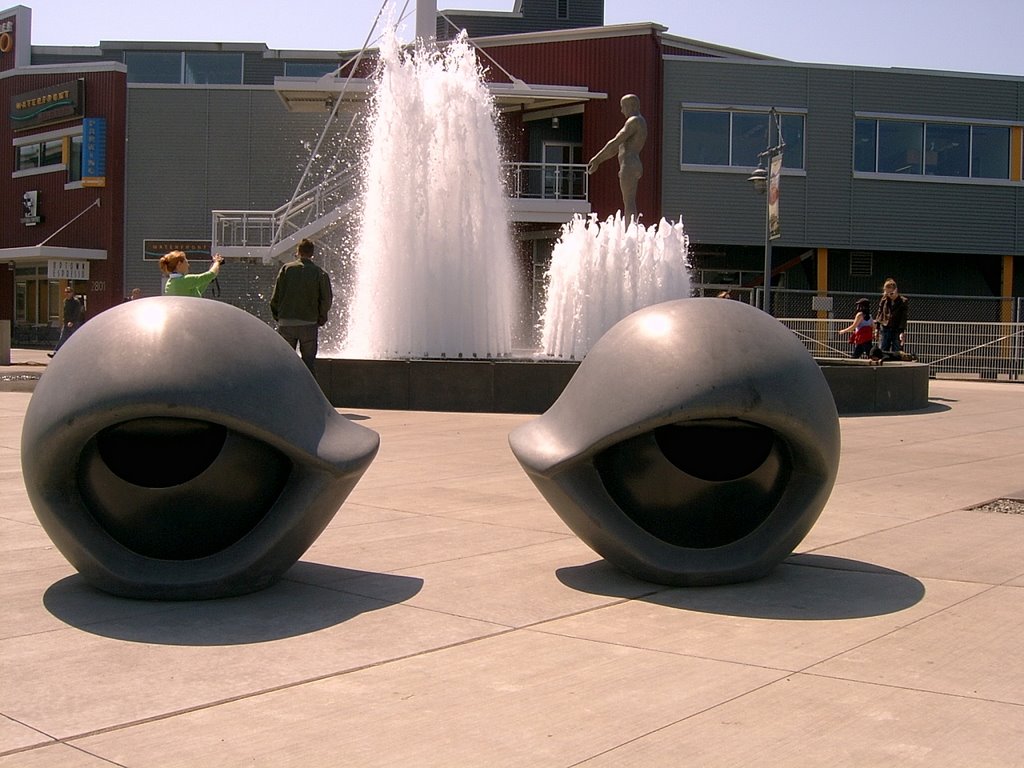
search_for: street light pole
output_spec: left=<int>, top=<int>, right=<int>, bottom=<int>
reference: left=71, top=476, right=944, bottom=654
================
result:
left=761, top=165, right=773, bottom=314
left=747, top=108, right=785, bottom=314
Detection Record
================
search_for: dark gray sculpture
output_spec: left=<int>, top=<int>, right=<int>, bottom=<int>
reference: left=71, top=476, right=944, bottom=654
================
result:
left=509, top=298, right=840, bottom=586
left=22, top=296, right=379, bottom=600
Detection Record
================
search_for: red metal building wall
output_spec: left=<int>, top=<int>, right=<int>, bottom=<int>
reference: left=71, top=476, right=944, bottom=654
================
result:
left=481, top=30, right=665, bottom=221
left=1, top=68, right=127, bottom=322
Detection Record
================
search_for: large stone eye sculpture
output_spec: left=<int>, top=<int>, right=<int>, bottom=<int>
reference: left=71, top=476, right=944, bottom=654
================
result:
left=509, top=298, right=840, bottom=586
left=22, top=297, right=379, bottom=600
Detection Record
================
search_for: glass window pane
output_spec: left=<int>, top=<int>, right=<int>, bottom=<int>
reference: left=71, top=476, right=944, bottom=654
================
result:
left=779, top=114, right=804, bottom=169
left=971, top=125, right=1009, bottom=179
left=284, top=62, right=338, bottom=78
left=125, top=51, right=182, bottom=84
left=17, top=144, right=40, bottom=170
left=732, top=112, right=768, bottom=168
left=42, top=139, right=63, bottom=167
left=854, top=119, right=877, bottom=172
left=185, top=52, right=243, bottom=84
left=877, top=120, right=923, bottom=174
left=68, top=135, right=83, bottom=182
left=925, top=123, right=969, bottom=177
left=681, top=110, right=729, bottom=165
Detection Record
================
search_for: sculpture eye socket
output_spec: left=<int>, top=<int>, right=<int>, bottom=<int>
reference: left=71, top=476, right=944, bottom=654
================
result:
left=96, top=418, right=227, bottom=488
left=594, top=419, right=790, bottom=550
left=78, top=417, right=292, bottom=560
left=654, top=420, right=775, bottom=482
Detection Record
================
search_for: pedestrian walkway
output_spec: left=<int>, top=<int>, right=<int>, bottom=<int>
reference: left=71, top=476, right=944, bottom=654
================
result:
left=2, top=379, right=1023, bottom=765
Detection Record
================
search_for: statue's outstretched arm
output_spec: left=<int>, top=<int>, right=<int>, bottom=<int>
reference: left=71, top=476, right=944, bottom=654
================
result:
left=588, top=119, right=639, bottom=173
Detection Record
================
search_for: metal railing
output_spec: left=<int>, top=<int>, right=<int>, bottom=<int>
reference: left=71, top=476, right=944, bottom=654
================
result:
left=212, top=168, right=357, bottom=252
left=736, top=288, right=1024, bottom=381
left=213, top=161, right=590, bottom=256
left=783, top=317, right=1023, bottom=380
left=505, top=162, right=589, bottom=201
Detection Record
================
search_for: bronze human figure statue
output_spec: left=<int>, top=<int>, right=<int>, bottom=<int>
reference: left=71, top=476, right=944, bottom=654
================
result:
left=587, top=94, right=648, bottom=222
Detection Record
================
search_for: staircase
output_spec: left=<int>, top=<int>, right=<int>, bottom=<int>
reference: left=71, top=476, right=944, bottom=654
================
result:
left=211, top=169, right=358, bottom=263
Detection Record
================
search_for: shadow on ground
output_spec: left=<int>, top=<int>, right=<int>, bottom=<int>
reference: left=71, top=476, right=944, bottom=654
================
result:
left=42, top=562, right=422, bottom=646
left=556, top=554, right=925, bottom=620
left=842, top=401, right=952, bottom=418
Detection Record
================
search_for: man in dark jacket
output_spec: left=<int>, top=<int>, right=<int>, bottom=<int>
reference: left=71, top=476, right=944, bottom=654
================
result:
left=49, top=285, right=84, bottom=358
left=269, top=238, right=333, bottom=375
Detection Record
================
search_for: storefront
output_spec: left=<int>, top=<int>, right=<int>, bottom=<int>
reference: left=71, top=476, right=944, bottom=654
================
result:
left=1, top=6, right=126, bottom=346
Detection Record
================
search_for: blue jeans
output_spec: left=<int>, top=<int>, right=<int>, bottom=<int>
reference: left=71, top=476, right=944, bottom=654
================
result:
left=851, top=341, right=872, bottom=359
left=277, top=323, right=319, bottom=376
left=879, top=326, right=901, bottom=353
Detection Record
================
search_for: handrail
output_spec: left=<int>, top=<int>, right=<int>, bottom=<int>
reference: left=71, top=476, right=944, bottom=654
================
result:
left=213, top=161, right=591, bottom=254
left=212, top=168, right=356, bottom=252
left=505, top=162, right=589, bottom=200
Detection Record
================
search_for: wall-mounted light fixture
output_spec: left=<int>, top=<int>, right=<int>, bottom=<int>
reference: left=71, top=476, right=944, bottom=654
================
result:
left=21, top=190, right=42, bottom=226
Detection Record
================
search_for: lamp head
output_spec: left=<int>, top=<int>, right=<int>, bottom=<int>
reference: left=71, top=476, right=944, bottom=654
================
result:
left=747, top=166, right=768, bottom=195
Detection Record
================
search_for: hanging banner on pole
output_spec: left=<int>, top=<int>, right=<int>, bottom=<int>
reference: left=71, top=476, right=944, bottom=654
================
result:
left=768, top=152, right=782, bottom=241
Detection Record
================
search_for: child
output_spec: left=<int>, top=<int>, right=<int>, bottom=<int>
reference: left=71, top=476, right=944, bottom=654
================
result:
left=838, top=298, right=873, bottom=359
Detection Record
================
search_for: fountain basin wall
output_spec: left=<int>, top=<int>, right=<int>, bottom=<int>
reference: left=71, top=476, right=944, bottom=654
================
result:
left=317, top=356, right=929, bottom=415
left=317, top=357, right=579, bottom=414
left=816, top=358, right=930, bottom=414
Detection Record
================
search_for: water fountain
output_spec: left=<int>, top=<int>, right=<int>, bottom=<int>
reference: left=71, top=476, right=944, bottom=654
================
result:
left=340, top=29, right=517, bottom=360
left=540, top=213, right=691, bottom=359
left=311, top=16, right=693, bottom=411
left=309, top=9, right=925, bottom=415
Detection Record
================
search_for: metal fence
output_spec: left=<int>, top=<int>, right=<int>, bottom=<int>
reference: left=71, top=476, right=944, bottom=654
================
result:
left=696, top=285, right=1024, bottom=381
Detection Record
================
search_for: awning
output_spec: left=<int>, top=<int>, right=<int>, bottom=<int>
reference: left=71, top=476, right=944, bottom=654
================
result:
left=1, top=246, right=107, bottom=263
left=274, top=75, right=605, bottom=115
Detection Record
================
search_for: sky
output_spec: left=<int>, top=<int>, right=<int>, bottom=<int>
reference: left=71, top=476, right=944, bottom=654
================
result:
left=18, top=0, right=1023, bottom=77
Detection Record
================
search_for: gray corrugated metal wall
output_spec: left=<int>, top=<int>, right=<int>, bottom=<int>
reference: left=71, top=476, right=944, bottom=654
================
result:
left=124, top=87, right=331, bottom=300
left=662, top=59, right=1024, bottom=258
left=440, top=0, right=603, bottom=39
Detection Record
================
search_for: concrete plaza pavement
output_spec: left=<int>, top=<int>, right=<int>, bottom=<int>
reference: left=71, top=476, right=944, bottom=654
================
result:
left=1, top=360, right=1023, bottom=766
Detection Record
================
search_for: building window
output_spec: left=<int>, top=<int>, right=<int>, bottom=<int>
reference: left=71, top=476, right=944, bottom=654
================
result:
left=185, top=52, right=243, bottom=84
left=681, top=108, right=805, bottom=170
left=681, top=110, right=729, bottom=165
left=925, top=123, right=969, bottom=177
left=125, top=51, right=183, bottom=83
left=855, top=116, right=1011, bottom=180
left=15, top=138, right=64, bottom=172
left=67, top=134, right=83, bottom=182
left=124, top=51, right=243, bottom=84
left=878, top=120, right=923, bottom=174
left=853, top=119, right=876, bottom=173
left=17, top=143, right=41, bottom=170
left=971, top=125, right=1010, bottom=179
left=557, top=0, right=569, bottom=20
left=13, top=129, right=84, bottom=183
